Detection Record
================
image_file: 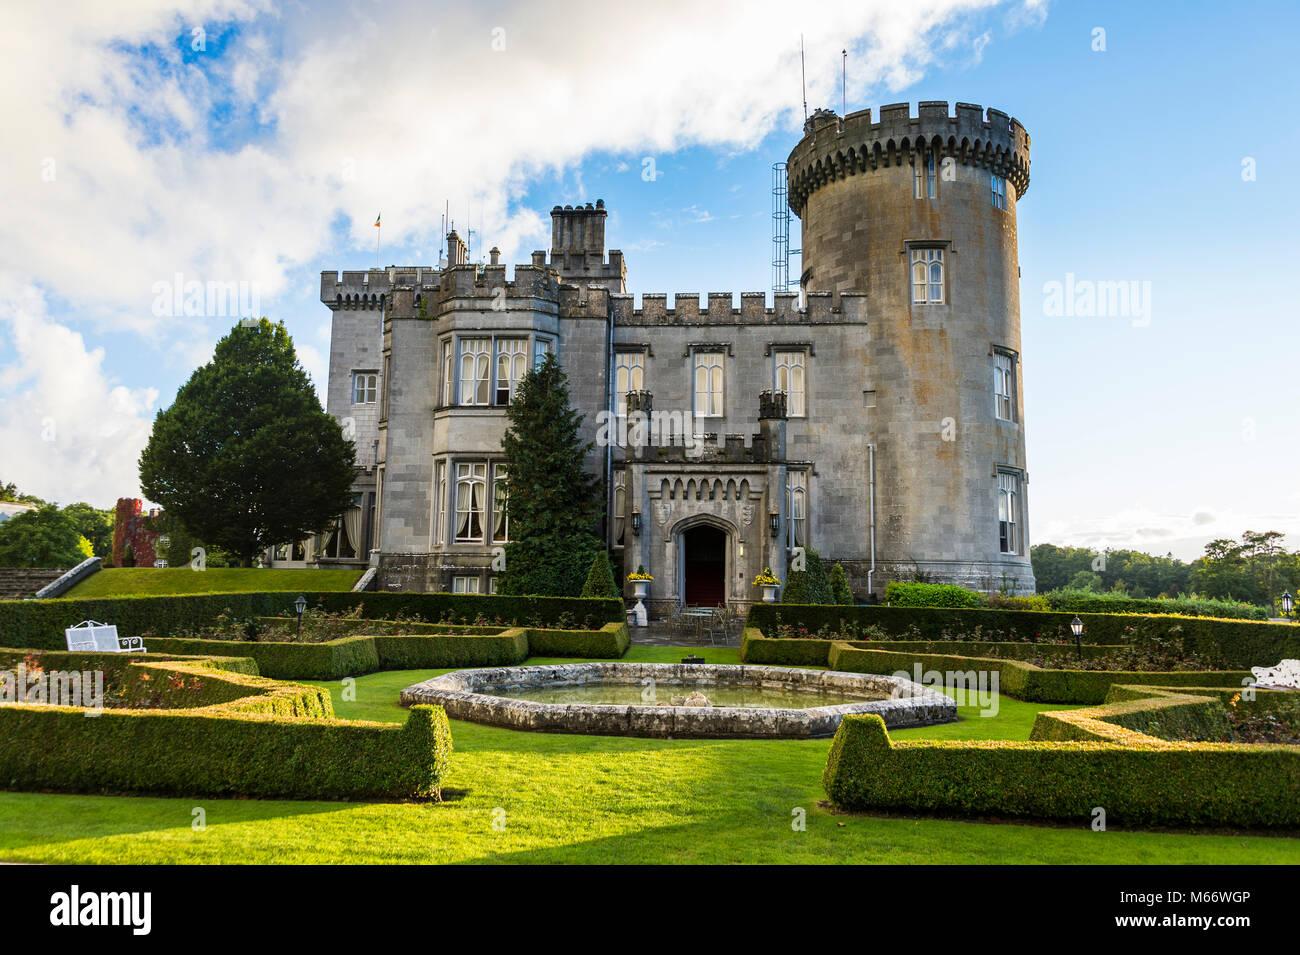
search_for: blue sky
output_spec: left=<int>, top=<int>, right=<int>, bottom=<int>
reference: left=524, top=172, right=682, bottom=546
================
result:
left=2, top=0, right=1296, bottom=561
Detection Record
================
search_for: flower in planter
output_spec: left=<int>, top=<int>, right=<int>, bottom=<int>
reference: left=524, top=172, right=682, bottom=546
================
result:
left=753, top=568, right=781, bottom=587
left=627, top=564, right=654, bottom=582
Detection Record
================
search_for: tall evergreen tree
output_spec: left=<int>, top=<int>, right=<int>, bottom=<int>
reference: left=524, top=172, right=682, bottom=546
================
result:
left=497, top=353, right=602, bottom=596
left=139, top=319, right=356, bottom=566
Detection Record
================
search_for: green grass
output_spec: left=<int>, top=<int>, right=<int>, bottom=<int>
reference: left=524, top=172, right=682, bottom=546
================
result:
left=0, top=644, right=1296, bottom=864
left=66, top=567, right=363, bottom=597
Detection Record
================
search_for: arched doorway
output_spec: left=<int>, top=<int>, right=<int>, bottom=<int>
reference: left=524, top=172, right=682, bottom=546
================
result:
left=682, top=524, right=727, bottom=606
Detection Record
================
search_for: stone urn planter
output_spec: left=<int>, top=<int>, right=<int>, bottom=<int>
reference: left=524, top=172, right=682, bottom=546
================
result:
left=628, top=577, right=651, bottom=628
left=632, top=580, right=649, bottom=600
left=761, top=584, right=779, bottom=603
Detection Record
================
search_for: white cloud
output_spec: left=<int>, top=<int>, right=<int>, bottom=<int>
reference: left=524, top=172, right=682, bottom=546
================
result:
left=0, top=278, right=159, bottom=507
left=1037, top=507, right=1299, bottom=563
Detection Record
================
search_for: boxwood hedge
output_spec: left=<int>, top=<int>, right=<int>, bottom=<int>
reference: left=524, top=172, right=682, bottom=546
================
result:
left=745, top=603, right=1299, bottom=669
left=823, top=695, right=1300, bottom=827
left=0, top=591, right=625, bottom=651
left=526, top=622, right=631, bottom=659
left=826, top=642, right=1251, bottom=704
left=0, top=657, right=452, bottom=800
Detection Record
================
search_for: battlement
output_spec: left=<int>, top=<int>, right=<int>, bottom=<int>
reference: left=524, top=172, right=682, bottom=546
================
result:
left=787, top=100, right=1030, bottom=214
left=322, top=268, right=438, bottom=309
left=611, top=291, right=866, bottom=326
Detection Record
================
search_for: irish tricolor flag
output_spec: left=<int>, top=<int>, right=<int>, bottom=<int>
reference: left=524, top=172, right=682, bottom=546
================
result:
left=374, top=213, right=381, bottom=227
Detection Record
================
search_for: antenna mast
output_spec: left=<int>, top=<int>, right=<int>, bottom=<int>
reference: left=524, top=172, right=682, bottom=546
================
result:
left=842, top=48, right=847, bottom=117
left=800, top=35, right=808, bottom=122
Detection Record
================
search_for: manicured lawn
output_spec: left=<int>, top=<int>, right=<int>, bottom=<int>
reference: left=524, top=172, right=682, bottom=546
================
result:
left=66, top=567, right=363, bottom=597
left=0, top=644, right=1296, bottom=864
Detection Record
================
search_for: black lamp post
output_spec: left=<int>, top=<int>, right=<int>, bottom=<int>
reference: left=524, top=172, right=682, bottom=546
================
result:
left=1070, top=615, right=1084, bottom=661
left=1281, top=591, right=1294, bottom=620
left=294, top=595, right=308, bottom=638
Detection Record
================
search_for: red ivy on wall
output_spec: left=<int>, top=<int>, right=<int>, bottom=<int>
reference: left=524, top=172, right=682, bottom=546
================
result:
left=112, top=498, right=161, bottom=568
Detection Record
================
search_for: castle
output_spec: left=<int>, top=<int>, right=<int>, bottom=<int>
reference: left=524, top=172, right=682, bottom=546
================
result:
left=271, top=101, right=1036, bottom=605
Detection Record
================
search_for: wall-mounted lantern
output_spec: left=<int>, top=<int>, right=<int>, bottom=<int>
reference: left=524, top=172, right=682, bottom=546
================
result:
left=769, top=511, right=780, bottom=538
left=631, top=509, right=642, bottom=536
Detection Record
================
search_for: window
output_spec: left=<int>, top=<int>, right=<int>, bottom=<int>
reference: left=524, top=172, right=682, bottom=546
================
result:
left=613, top=470, right=627, bottom=546
left=787, top=470, right=807, bottom=549
left=351, top=371, right=378, bottom=404
left=441, top=341, right=452, bottom=406
left=454, top=462, right=487, bottom=541
left=693, top=351, right=724, bottom=417
left=459, top=339, right=491, bottom=405
left=993, top=351, right=1016, bottom=422
left=492, top=464, right=509, bottom=543
left=991, top=174, right=1007, bottom=210
left=774, top=351, right=806, bottom=417
left=495, top=340, right=527, bottom=405
left=452, top=575, right=480, bottom=594
left=911, top=248, right=945, bottom=304
left=433, top=460, right=447, bottom=546
left=914, top=151, right=936, bottom=199
left=998, top=471, right=1022, bottom=555
left=321, top=493, right=361, bottom=559
left=533, top=338, right=552, bottom=370
left=615, top=352, right=645, bottom=418
left=488, top=577, right=499, bottom=594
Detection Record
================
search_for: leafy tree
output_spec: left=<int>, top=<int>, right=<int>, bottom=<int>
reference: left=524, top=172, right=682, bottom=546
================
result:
left=580, top=552, right=620, bottom=599
left=830, top=562, right=853, bottom=604
left=139, top=319, right=356, bottom=566
left=152, top=510, right=237, bottom=568
left=0, top=506, right=93, bottom=568
left=496, top=353, right=602, bottom=596
left=0, top=481, right=47, bottom=507
left=61, top=502, right=113, bottom=558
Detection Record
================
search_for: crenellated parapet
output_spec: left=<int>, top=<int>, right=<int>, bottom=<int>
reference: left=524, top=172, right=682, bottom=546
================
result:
left=786, top=101, right=1031, bottom=214
left=611, top=291, right=867, bottom=326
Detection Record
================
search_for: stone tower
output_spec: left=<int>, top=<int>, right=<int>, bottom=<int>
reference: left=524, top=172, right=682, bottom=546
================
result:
left=786, top=101, right=1035, bottom=593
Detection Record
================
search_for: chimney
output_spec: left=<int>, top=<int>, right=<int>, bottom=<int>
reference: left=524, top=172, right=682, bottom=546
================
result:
left=550, top=200, right=607, bottom=257
left=489, top=247, right=501, bottom=265
left=447, top=230, right=468, bottom=266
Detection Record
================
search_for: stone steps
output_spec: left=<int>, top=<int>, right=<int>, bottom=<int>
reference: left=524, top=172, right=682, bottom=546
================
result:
left=0, top=568, right=67, bottom=600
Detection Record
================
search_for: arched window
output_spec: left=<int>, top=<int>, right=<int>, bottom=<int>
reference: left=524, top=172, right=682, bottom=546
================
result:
left=613, top=471, right=627, bottom=546
left=615, top=353, right=645, bottom=418
left=787, top=471, right=807, bottom=549
left=455, top=462, right=486, bottom=541
left=459, top=339, right=490, bottom=405
left=774, top=351, right=806, bottom=417
left=694, top=352, right=724, bottom=417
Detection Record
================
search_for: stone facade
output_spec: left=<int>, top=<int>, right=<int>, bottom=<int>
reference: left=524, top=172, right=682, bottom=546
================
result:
left=303, top=101, right=1037, bottom=602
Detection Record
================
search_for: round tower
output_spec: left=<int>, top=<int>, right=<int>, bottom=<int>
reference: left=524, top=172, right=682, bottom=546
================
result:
left=786, top=101, right=1035, bottom=594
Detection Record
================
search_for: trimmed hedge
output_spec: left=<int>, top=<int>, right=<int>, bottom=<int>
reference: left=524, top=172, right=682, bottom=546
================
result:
left=745, top=602, right=1300, bottom=669
left=885, top=582, right=983, bottom=608
left=0, top=657, right=453, bottom=800
left=822, top=711, right=1300, bottom=827
left=1042, top=589, right=1267, bottom=621
left=0, top=591, right=625, bottom=651
left=526, top=622, right=631, bottom=659
left=108, top=625, right=622, bottom=681
left=826, top=643, right=1252, bottom=704
left=739, top=631, right=1121, bottom=666
left=143, top=630, right=532, bottom=681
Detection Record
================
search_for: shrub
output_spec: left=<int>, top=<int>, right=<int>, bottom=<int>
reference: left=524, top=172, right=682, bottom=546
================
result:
left=830, top=564, right=853, bottom=605
left=1042, top=588, right=1267, bottom=620
left=822, top=711, right=1300, bottom=828
left=745, top=603, right=1300, bottom=669
left=782, top=548, right=833, bottom=605
left=0, top=591, right=625, bottom=651
left=580, top=553, right=621, bottom=599
left=0, top=656, right=453, bottom=800
left=526, top=622, right=630, bottom=658
left=885, top=582, right=984, bottom=608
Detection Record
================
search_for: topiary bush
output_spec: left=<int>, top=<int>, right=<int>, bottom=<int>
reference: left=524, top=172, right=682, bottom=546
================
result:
left=782, top=548, right=834, bottom=605
left=580, top=552, right=621, bottom=599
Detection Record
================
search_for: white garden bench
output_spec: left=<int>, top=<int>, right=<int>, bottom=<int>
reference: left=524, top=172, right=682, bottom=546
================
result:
left=64, top=620, right=147, bottom=653
left=1250, top=659, right=1300, bottom=689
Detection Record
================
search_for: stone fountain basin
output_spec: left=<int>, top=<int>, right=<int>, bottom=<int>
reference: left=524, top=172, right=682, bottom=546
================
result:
left=400, top=662, right=956, bottom=739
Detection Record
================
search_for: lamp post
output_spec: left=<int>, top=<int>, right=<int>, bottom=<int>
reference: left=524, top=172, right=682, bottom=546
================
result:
left=1070, top=615, right=1084, bottom=661
left=294, top=595, right=308, bottom=638
left=1281, top=591, right=1294, bottom=620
